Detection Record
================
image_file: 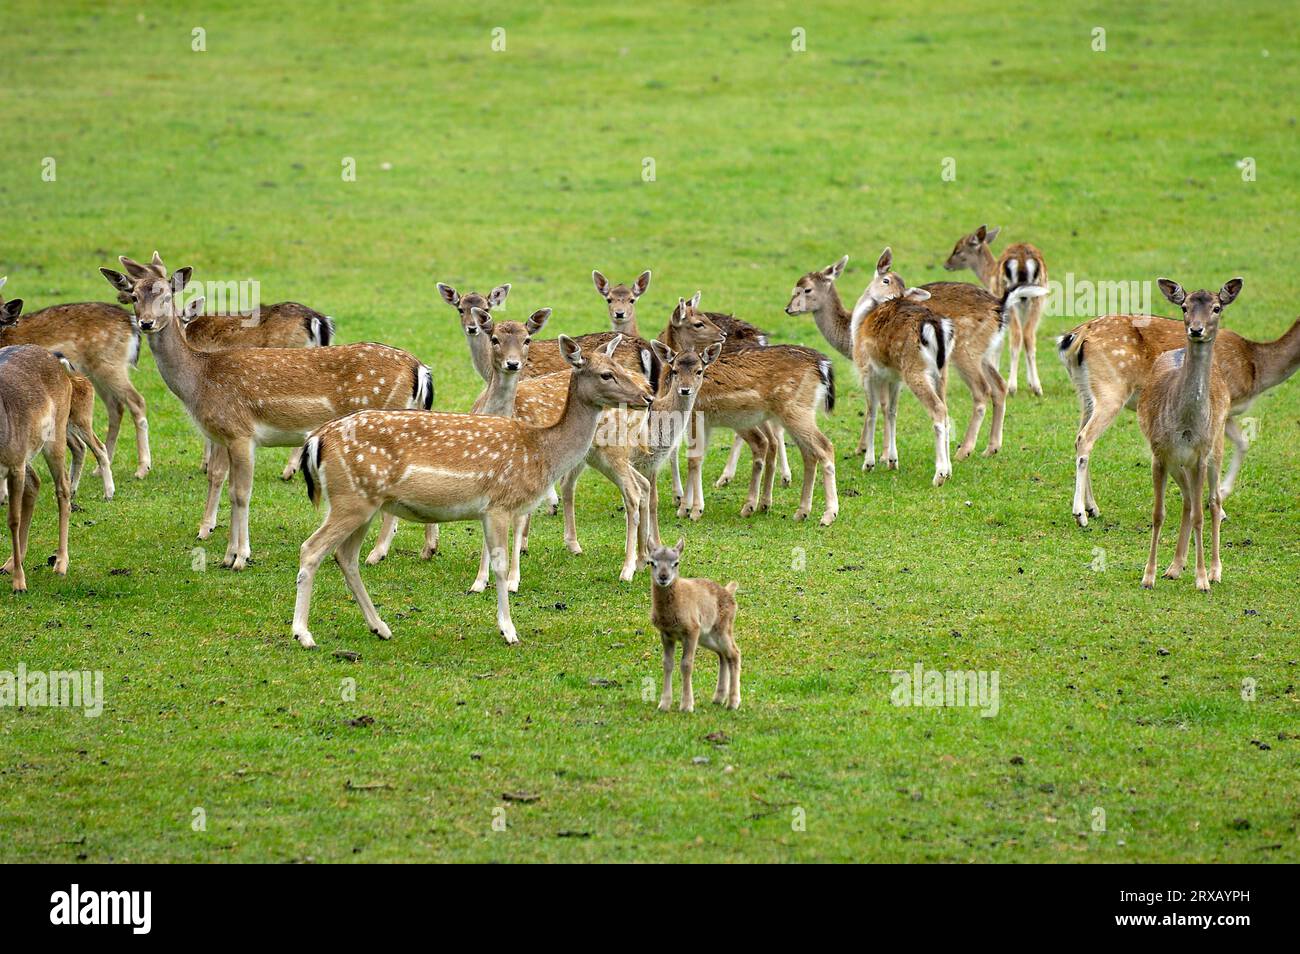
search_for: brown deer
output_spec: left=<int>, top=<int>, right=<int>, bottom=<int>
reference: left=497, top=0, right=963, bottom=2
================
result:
left=0, top=345, right=72, bottom=591
left=647, top=538, right=740, bottom=712
left=1059, top=307, right=1300, bottom=527
left=944, top=225, right=1049, bottom=396
left=0, top=276, right=150, bottom=479
left=1138, top=279, right=1239, bottom=591
left=293, top=335, right=652, bottom=647
left=592, top=269, right=652, bottom=337
left=438, top=282, right=512, bottom=382
left=102, top=255, right=432, bottom=570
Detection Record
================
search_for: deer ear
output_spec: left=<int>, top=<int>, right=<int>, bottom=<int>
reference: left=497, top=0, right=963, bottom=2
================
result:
left=0, top=276, right=7, bottom=292
left=876, top=248, right=892, bottom=274
left=984, top=226, right=1001, bottom=245
left=101, top=268, right=134, bottom=294
left=592, top=270, right=610, bottom=297
left=181, top=296, right=205, bottom=322
left=0, top=298, right=24, bottom=324
left=1219, top=277, right=1244, bottom=306
left=1157, top=278, right=1186, bottom=306
left=650, top=339, right=673, bottom=364
left=436, top=283, right=460, bottom=307
left=171, top=266, right=193, bottom=296
left=825, top=255, right=848, bottom=280
left=672, top=298, right=687, bottom=325
left=489, top=283, right=511, bottom=307
left=702, top=341, right=723, bottom=366
left=633, top=270, right=652, bottom=298
left=526, top=308, right=551, bottom=334
left=688, top=291, right=701, bottom=309
left=905, top=287, right=931, bottom=301
left=471, top=307, right=493, bottom=334
left=558, top=334, right=584, bottom=367
left=602, top=334, right=623, bottom=357
left=120, top=256, right=152, bottom=280
left=974, top=225, right=987, bottom=243
left=674, top=536, right=685, bottom=555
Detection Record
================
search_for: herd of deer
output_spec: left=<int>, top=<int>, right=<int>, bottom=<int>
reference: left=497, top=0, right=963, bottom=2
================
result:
left=1, top=227, right=1298, bottom=704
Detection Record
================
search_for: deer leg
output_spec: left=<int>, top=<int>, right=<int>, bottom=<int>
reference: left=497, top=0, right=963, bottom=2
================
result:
left=561, top=463, right=584, bottom=554
left=200, top=444, right=229, bottom=540
left=484, top=511, right=518, bottom=644
left=222, top=440, right=254, bottom=570
left=1220, top=417, right=1248, bottom=505
left=727, top=644, right=741, bottom=710
left=1191, top=459, right=1209, bottom=591
left=336, top=518, right=390, bottom=639
left=1165, top=469, right=1193, bottom=580
left=670, top=449, right=684, bottom=507
left=365, top=513, right=400, bottom=565
left=884, top=381, right=902, bottom=470
left=280, top=445, right=304, bottom=481
left=3, top=469, right=27, bottom=590
left=982, top=361, right=1009, bottom=457
left=771, top=423, right=792, bottom=486
left=508, top=514, right=526, bottom=591
left=910, top=371, right=950, bottom=487
left=67, top=435, right=86, bottom=503
left=689, top=425, right=709, bottom=522
left=789, top=413, right=838, bottom=525
left=712, top=647, right=729, bottom=705
left=861, top=377, right=879, bottom=470
left=201, top=438, right=212, bottom=474
left=42, top=435, right=71, bottom=576
left=119, top=381, right=150, bottom=479
left=1208, top=450, right=1223, bottom=583
left=1022, top=298, right=1045, bottom=397
left=421, top=523, right=439, bottom=559
left=760, top=429, right=778, bottom=511
left=618, top=468, right=647, bottom=583
left=679, top=628, right=699, bottom=712
left=954, top=364, right=987, bottom=462
left=293, top=504, right=373, bottom=648
left=70, top=419, right=113, bottom=500
left=1072, top=390, right=1127, bottom=526
left=1141, top=459, right=1167, bottom=589
left=100, top=394, right=124, bottom=469
left=738, top=427, right=768, bottom=517
left=715, top=433, right=745, bottom=488
left=1006, top=311, right=1024, bottom=396
left=545, top=484, right=559, bottom=516
left=470, top=537, right=492, bottom=593
left=658, top=637, right=675, bottom=712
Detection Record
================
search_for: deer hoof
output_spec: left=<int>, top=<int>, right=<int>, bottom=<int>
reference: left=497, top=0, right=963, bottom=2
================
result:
left=500, top=627, right=519, bottom=645
left=293, top=629, right=316, bottom=649
left=51, top=556, right=69, bottom=576
left=134, top=466, right=150, bottom=480
left=372, top=622, right=392, bottom=640
left=657, top=700, right=672, bottom=712
left=714, top=475, right=731, bottom=488
left=365, top=551, right=385, bottom=566
left=862, top=459, right=875, bottom=472
left=793, top=509, right=810, bottom=522
left=955, top=446, right=973, bottom=461
left=1140, top=577, right=1155, bottom=589
left=688, top=509, right=703, bottom=522
left=739, top=503, right=755, bottom=517
left=781, top=475, right=792, bottom=487
left=819, top=511, right=837, bottom=527
left=420, top=546, right=437, bottom=560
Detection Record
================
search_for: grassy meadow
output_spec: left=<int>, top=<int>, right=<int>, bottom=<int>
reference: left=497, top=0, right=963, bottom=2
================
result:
left=0, top=1, right=1297, bottom=862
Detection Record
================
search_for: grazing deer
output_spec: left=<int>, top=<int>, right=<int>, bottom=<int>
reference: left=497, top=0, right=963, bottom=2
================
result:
left=839, top=249, right=1047, bottom=459
left=647, top=538, right=740, bottom=712
left=0, top=345, right=72, bottom=591
left=1138, top=279, right=1239, bottom=591
left=1059, top=307, right=1300, bottom=527
left=102, top=255, right=432, bottom=570
left=364, top=307, right=552, bottom=578
left=592, top=269, right=652, bottom=338
left=438, top=282, right=512, bottom=382
left=0, top=276, right=150, bottom=479
left=944, top=225, right=1049, bottom=396
left=294, top=335, right=652, bottom=648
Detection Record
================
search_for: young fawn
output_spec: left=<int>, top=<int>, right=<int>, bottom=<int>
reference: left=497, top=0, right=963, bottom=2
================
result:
left=0, top=345, right=73, bottom=591
left=1138, top=279, right=1241, bottom=591
left=1058, top=307, right=1300, bottom=527
left=648, top=538, right=740, bottom=712
left=102, top=256, right=432, bottom=570
left=294, top=335, right=652, bottom=647
left=945, top=225, right=1049, bottom=396
left=0, top=276, right=150, bottom=479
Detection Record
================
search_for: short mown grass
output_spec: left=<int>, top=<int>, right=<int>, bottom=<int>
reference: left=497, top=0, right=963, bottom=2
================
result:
left=0, top=0, right=1296, bottom=862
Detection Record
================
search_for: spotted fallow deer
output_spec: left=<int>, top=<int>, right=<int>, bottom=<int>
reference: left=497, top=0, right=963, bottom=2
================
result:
left=102, top=255, right=432, bottom=570
left=0, top=345, right=72, bottom=591
left=836, top=249, right=1047, bottom=459
left=1138, top=279, right=1240, bottom=591
left=294, top=335, right=653, bottom=647
left=944, top=225, right=1049, bottom=396
left=0, top=276, right=150, bottom=479
left=1058, top=301, right=1300, bottom=527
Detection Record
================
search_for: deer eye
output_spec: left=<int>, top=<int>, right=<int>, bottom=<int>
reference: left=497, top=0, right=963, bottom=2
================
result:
left=490, top=336, right=499, bottom=344
left=882, top=277, right=891, bottom=284
left=600, top=372, right=613, bottom=380
left=524, top=336, right=531, bottom=344
left=1212, top=305, right=1221, bottom=313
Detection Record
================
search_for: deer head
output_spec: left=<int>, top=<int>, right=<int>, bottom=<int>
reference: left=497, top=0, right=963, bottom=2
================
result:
left=944, top=225, right=1000, bottom=271
left=1158, top=277, right=1243, bottom=345
left=561, top=334, right=653, bottom=409
left=667, top=293, right=726, bottom=352
left=650, top=339, right=722, bottom=398
left=785, top=255, right=848, bottom=315
left=593, top=270, right=651, bottom=331
left=101, top=254, right=201, bottom=333
left=646, top=536, right=686, bottom=586
left=475, top=306, right=551, bottom=375
left=438, top=282, right=510, bottom=339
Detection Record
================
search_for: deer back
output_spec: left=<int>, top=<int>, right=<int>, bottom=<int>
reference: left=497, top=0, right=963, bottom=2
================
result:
left=0, top=302, right=139, bottom=378
left=183, top=302, right=332, bottom=351
left=696, top=344, right=830, bottom=416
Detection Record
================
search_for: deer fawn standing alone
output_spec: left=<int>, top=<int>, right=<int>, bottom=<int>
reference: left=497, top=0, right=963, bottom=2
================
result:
left=0, top=345, right=73, bottom=591
left=648, top=537, right=740, bottom=712
left=295, top=335, right=652, bottom=647
left=945, top=225, right=1049, bottom=396
left=1138, top=279, right=1240, bottom=591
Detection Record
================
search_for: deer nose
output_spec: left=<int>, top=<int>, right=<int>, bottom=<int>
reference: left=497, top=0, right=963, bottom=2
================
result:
left=678, top=387, right=692, bottom=396
left=465, top=326, right=478, bottom=336
left=505, top=360, right=521, bottom=371
left=613, top=311, right=626, bottom=318
left=1188, top=326, right=1205, bottom=338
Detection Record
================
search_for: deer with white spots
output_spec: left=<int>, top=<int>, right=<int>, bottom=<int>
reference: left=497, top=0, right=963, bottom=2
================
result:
left=944, top=225, right=1049, bottom=396
left=293, top=335, right=652, bottom=647
left=101, top=255, right=432, bottom=570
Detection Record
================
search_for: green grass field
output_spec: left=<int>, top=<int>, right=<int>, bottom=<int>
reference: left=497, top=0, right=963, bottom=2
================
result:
left=1, top=1, right=1297, bottom=863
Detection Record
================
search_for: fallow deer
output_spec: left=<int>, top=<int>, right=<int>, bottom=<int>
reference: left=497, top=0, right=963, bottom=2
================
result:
left=1059, top=307, right=1300, bottom=527
left=1138, top=279, right=1239, bottom=591
left=944, top=225, right=1049, bottom=396
left=0, top=276, right=150, bottom=479
left=647, top=538, right=740, bottom=712
left=0, top=345, right=72, bottom=591
left=294, top=335, right=652, bottom=647
left=592, top=269, right=652, bottom=338
left=102, top=255, right=432, bottom=570
left=438, top=282, right=512, bottom=383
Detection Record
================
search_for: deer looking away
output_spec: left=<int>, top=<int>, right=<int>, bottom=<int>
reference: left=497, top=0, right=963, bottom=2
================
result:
left=1058, top=300, right=1300, bottom=527
left=648, top=537, right=741, bottom=712
left=1138, top=279, right=1240, bottom=591
left=0, top=345, right=73, bottom=591
left=0, top=276, right=150, bottom=480
left=102, top=254, right=432, bottom=570
left=294, top=335, right=652, bottom=648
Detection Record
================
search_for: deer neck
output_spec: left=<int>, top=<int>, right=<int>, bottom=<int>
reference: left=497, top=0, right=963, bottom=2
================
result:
left=643, top=387, right=698, bottom=465
left=651, top=579, right=680, bottom=619
left=1168, top=337, right=1217, bottom=430
left=614, top=317, right=641, bottom=338
left=532, top=373, right=608, bottom=485
left=466, top=333, right=494, bottom=383
left=973, top=246, right=998, bottom=290
left=479, top=367, right=521, bottom=418
left=812, top=287, right=854, bottom=359
left=145, top=317, right=206, bottom=407
left=1248, top=317, right=1300, bottom=395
